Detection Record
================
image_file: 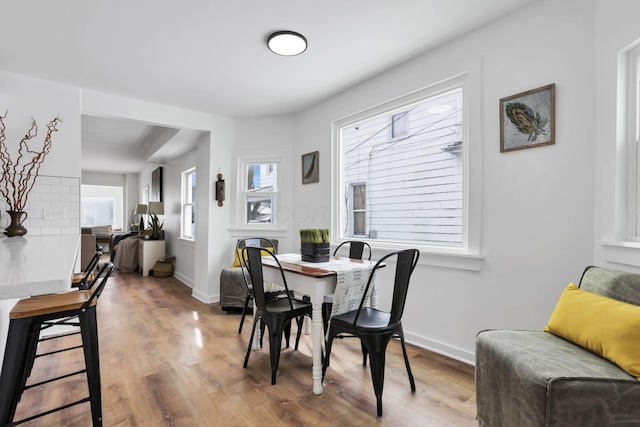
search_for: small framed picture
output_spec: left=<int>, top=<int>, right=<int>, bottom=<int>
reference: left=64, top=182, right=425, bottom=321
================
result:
left=500, top=83, right=555, bottom=153
left=302, top=151, right=319, bottom=184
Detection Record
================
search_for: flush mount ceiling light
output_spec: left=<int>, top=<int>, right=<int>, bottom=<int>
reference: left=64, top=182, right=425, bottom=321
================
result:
left=267, top=31, right=307, bottom=56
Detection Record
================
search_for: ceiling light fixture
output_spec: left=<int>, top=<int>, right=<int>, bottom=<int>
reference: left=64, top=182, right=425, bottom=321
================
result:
left=267, top=31, right=307, bottom=56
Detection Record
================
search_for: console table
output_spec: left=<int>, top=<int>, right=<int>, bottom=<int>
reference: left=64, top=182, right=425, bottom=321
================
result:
left=138, top=239, right=165, bottom=277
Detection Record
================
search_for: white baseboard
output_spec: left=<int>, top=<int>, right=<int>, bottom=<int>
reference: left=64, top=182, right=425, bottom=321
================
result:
left=404, top=331, right=475, bottom=366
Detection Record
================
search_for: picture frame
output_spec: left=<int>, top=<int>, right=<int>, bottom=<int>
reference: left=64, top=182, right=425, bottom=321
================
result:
left=500, top=83, right=555, bottom=153
left=151, top=167, right=163, bottom=202
left=302, top=151, right=319, bottom=184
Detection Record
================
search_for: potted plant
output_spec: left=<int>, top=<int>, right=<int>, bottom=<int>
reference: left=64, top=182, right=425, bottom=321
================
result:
left=150, top=213, right=163, bottom=240
left=300, top=228, right=330, bottom=262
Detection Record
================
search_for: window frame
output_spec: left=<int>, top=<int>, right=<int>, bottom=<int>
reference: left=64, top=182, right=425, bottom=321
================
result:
left=236, top=155, right=281, bottom=230
left=181, top=167, right=196, bottom=241
left=331, top=72, right=483, bottom=270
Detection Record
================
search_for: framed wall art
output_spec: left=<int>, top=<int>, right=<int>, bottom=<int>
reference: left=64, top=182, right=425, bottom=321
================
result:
left=302, top=151, right=319, bottom=184
left=500, top=83, right=555, bottom=153
left=151, top=166, right=163, bottom=202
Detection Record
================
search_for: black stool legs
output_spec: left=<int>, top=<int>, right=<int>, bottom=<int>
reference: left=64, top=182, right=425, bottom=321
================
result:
left=0, top=317, right=32, bottom=424
left=0, top=306, right=103, bottom=426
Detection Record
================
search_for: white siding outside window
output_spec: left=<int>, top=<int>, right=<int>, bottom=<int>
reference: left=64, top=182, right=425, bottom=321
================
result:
left=336, top=85, right=464, bottom=247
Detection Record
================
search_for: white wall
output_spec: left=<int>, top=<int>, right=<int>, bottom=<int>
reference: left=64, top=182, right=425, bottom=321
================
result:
left=82, top=89, right=234, bottom=302
left=164, top=146, right=199, bottom=286
left=292, top=0, right=597, bottom=363
left=230, top=116, right=296, bottom=255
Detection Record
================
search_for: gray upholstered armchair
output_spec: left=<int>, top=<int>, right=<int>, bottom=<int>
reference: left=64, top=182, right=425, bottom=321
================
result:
left=475, top=266, right=640, bottom=427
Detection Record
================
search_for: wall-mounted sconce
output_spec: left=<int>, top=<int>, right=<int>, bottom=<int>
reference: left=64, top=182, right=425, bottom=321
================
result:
left=215, top=173, right=225, bottom=207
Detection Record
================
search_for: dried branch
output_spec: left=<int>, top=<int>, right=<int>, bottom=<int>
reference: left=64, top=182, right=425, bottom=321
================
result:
left=0, top=112, right=62, bottom=211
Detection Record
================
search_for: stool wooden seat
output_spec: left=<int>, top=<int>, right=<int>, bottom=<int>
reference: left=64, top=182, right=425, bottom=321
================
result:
left=0, top=262, right=113, bottom=426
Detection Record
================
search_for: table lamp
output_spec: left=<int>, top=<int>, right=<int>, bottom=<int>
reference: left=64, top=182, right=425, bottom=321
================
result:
left=135, top=204, right=147, bottom=231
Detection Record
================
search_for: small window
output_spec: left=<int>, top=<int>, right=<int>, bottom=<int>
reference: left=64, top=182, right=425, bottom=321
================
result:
left=239, top=159, right=279, bottom=225
left=391, top=111, right=409, bottom=139
left=350, top=183, right=366, bottom=236
left=181, top=168, right=196, bottom=239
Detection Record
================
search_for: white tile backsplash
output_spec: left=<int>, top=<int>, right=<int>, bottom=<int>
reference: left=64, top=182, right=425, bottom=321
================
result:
left=0, top=174, right=80, bottom=235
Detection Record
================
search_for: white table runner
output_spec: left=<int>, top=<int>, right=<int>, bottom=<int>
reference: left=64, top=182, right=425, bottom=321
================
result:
left=275, top=254, right=376, bottom=317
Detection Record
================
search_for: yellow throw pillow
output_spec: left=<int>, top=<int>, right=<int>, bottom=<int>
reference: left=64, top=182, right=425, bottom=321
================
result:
left=544, top=283, right=640, bottom=379
left=231, top=247, right=274, bottom=268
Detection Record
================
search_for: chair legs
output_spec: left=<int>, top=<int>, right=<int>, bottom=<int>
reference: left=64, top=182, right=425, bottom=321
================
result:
left=0, top=308, right=103, bottom=426
left=238, top=291, right=252, bottom=334
left=244, top=314, right=307, bottom=385
left=323, top=330, right=415, bottom=417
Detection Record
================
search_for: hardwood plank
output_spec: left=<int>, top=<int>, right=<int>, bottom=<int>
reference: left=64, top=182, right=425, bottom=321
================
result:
left=12, top=267, right=477, bottom=426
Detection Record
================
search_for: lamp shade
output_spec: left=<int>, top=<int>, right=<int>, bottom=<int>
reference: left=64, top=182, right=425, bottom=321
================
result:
left=147, top=201, right=164, bottom=215
left=135, top=204, right=147, bottom=215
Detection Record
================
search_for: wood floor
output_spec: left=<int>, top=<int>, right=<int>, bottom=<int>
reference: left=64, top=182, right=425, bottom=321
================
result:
left=13, top=266, right=477, bottom=426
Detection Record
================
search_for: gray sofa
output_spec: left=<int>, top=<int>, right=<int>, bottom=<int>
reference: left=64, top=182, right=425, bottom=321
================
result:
left=220, top=239, right=278, bottom=312
left=476, top=266, right=640, bottom=427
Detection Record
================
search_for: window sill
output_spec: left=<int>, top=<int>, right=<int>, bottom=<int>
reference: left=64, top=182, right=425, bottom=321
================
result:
left=366, top=244, right=483, bottom=271
left=229, top=227, right=288, bottom=239
left=600, top=240, right=640, bottom=268
left=179, top=237, right=195, bottom=247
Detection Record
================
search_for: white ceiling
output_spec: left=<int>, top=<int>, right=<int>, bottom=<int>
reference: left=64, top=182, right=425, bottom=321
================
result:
left=0, top=0, right=536, bottom=173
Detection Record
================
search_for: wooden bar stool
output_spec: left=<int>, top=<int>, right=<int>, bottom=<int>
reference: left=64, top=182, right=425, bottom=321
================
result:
left=0, top=262, right=114, bottom=426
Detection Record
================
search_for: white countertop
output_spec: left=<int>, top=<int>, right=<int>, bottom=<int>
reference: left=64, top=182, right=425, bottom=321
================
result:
left=0, top=234, right=80, bottom=299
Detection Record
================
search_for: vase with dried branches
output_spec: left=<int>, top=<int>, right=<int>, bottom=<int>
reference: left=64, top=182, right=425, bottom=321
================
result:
left=0, top=112, right=62, bottom=237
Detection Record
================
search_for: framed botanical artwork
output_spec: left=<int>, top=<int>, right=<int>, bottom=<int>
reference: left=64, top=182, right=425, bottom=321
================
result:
left=302, top=151, right=319, bottom=184
left=151, top=167, right=163, bottom=201
left=500, top=83, right=555, bottom=153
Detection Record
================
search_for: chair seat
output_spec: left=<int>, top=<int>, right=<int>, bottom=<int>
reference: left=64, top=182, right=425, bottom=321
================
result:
left=264, top=298, right=312, bottom=314
left=10, top=290, right=94, bottom=319
left=331, top=307, right=392, bottom=330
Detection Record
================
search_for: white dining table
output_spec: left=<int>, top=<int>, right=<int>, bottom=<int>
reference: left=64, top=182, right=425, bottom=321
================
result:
left=259, top=253, right=380, bottom=395
left=0, top=234, right=80, bottom=366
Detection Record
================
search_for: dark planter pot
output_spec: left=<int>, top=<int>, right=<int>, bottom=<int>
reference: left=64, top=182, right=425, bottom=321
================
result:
left=301, top=242, right=330, bottom=263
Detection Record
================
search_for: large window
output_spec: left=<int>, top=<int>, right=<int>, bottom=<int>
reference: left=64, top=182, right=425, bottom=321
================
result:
left=239, top=158, right=279, bottom=225
left=81, top=184, right=123, bottom=229
left=335, top=84, right=464, bottom=247
left=181, top=167, right=196, bottom=239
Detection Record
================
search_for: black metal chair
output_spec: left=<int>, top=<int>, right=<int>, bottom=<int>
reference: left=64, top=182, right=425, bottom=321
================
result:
left=332, top=240, right=372, bottom=260
left=0, top=261, right=114, bottom=426
left=322, top=249, right=419, bottom=416
left=237, top=238, right=279, bottom=334
left=72, top=250, right=102, bottom=290
left=323, top=240, right=373, bottom=332
left=242, top=247, right=313, bottom=385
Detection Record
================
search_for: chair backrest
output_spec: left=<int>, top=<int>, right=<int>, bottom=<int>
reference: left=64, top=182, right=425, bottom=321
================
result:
left=333, top=240, right=372, bottom=260
left=236, top=238, right=278, bottom=288
left=79, top=251, right=102, bottom=289
left=579, top=265, right=640, bottom=306
left=242, top=246, right=293, bottom=312
left=354, top=249, right=420, bottom=326
left=82, top=261, right=114, bottom=309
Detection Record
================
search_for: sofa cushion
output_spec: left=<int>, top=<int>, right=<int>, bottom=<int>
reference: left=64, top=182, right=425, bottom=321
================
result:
left=231, top=246, right=274, bottom=268
left=476, top=330, right=640, bottom=427
left=544, top=283, right=640, bottom=379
